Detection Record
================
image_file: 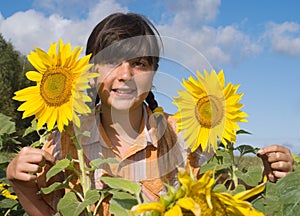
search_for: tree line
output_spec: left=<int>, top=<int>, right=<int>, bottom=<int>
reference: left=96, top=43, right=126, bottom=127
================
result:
left=0, top=33, right=38, bottom=151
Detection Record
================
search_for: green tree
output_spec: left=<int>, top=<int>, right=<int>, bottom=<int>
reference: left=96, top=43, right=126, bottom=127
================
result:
left=0, top=34, right=37, bottom=151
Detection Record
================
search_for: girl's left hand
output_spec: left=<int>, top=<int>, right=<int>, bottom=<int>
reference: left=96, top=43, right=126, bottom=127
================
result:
left=258, top=144, right=294, bottom=182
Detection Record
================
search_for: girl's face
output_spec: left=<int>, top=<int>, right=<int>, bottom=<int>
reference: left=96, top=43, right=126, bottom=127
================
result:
left=96, top=57, right=154, bottom=111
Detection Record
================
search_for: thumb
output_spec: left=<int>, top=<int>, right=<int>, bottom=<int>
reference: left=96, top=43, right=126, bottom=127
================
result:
left=42, top=150, right=56, bottom=165
left=259, top=154, right=276, bottom=182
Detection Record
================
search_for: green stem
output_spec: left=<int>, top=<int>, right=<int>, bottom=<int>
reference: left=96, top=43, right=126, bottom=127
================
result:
left=93, top=193, right=107, bottom=216
left=69, top=128, right=92, bottom=216
left=228, top=144, right=238, bottom=188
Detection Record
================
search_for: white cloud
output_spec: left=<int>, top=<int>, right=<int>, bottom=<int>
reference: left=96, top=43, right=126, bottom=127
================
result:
left=0, top=0, right=261, bottom=67
left=0, top=0, right=127, bottom=55
left=157, top=0, right=261, bottom=67
left=158, top=23, right=261, bottom=68
left=165, top=0, right=221, bottom=26
left=265, top=21, right=300, bottom=56
left=0, top=10, right=68, bottom=53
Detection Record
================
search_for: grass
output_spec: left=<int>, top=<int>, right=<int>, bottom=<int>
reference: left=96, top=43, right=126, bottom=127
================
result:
left=236, top=155, right=263, bottom=169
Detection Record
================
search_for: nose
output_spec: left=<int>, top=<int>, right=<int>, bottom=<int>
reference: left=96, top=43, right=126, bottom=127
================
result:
left=116, top=61, right=133, bottom=81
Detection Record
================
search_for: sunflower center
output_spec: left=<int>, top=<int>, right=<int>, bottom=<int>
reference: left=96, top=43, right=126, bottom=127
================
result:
left=40, top=68, right=73, bottom=106
left=195, top=95, right=224, bottom=128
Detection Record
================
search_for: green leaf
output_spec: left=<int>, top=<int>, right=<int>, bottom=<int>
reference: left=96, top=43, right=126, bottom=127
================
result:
left=216, top=149, right=232, bottom=164
left=41, top=175, right=72, bottom=194
left=109, top=198, right=130, bottom=216
left=46, top=158, right=71, bottom=181
left=235, top=144, right=259, bottom=156
left=22, top=121, right=37, bottom=137
left=230, top=184, right=246, bottom=195
left=110, top=189, right=137, bottom=200
left=41, top=182, right=67, bottom=195
left=100, top=177, right=141, bottom=195
left=57, top=190, right=100, bottom=216
left=199, top=150, right=232, bottom=174
left=0, top=198, right=19, bottom=209
left=0, top=113, right=15, bottom=135
left=236, top=129, right=252, bottom=135
left=85, top=157, right=118, bottom=172
left=108, top=190, right=138, bottom=215
left=200, top=162, right=231, bottom=174
left=235, top=166, right=262, bottom=187
left=0, top=153, right=10, bottom=165
left=254, top=170, right=300, bottom=215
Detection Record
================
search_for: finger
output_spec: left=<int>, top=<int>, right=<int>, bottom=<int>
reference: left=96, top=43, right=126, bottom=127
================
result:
left=15, top=171, right=38, bottom=182
left=270, top=161, right=293, bottom=172
left=267, top=172, right=277, bottom=183
left=20, top=147, right=55, bottom=165
left=273, top=170, right=290, bottom=179
left=266, top=152, right=291, bottom=163
left=260, top=154, right=277, bottom=182
left=18, top=163, right=42, bottom=174
left=258, top=144, right=291, bottom=155
left=41, top=150, right=56, bottom=165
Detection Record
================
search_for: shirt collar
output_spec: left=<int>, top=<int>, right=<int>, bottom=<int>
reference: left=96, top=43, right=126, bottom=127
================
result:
left=95, top=104, right=157, bottom=156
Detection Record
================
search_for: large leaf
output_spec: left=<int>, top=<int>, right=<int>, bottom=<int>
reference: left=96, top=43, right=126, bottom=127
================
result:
left=41, top=175, right=72, bottom=194
left=57, top=190, right=100, bottom=216
left=200, top=149, right=232, bottom=174
left=109, top=198, right=130, bottom=216
left=0, top=198, right=19, bottom=209
left=253, top=170, right=300, bottom=215
left=0, top=113, right=15, bottom=135
left=100, top=177, right=141, bottom=195
left=46, top=158, right=71, bottom=181
left=109, top=190, right=138, bottom=216
left=235, top=165, right=262, bottom=187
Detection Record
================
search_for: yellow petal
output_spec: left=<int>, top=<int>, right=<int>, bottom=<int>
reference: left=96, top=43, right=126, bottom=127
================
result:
left=27, top=51, right=47, bottom=72
left=234, top=182, right=266, bottom=201
left=164, top=205, right=183, bottom=216
left=130, top=203, right=165, bottom=214
left=26, top=71, right=42, bottom=82
left=177, top=197, right=201, bottom=216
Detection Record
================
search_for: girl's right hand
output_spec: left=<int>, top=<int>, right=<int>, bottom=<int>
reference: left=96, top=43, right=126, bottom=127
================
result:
left=6, top=146, right=56, bottom=183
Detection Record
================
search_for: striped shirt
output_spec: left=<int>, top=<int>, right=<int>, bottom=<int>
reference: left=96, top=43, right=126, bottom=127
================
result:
left=38, top=104, right=212, bottom=214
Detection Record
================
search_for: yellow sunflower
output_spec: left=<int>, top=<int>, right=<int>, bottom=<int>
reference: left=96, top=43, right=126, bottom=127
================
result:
left=176, top=170, right=265, bottom=216
left=130, top=169, right=265, bottom=216
left=0, top=183, right=17, bottom=200
left=13, top=39, right=98, bottom=132
left=173, top=69, right=248, bottom=152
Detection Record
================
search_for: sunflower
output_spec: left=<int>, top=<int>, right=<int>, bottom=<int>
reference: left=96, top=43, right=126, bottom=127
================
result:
left=13, top=39, right=98, bottom=132
left=176, top=169, right=265, bottom=216
left=130, top=169, right=265, bottom=216
left=173, top=69, right=248, bottom=152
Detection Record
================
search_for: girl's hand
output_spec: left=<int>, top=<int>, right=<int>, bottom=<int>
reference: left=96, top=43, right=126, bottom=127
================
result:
left=6, top=146, right=56, bottom=184
left=258, top=144, right=294, bottom=182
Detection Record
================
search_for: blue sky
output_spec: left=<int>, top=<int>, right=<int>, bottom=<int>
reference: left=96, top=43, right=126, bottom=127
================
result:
left=1, top=0, right=300, bottom=153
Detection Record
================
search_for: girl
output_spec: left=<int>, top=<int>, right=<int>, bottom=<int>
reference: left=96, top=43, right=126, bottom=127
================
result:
left=6, top=13, right=294, bottom=216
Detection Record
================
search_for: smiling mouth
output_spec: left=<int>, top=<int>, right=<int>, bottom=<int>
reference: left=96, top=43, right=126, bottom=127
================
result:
left=112, top=88, right=136, bottom=96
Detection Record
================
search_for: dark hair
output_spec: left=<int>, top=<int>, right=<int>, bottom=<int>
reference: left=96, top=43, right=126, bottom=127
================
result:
left=86, top=13, right=160, bottom=70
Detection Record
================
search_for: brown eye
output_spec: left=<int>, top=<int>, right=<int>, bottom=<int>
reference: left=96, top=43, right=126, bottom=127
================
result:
left=131, top=58, right=150, bottom=68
